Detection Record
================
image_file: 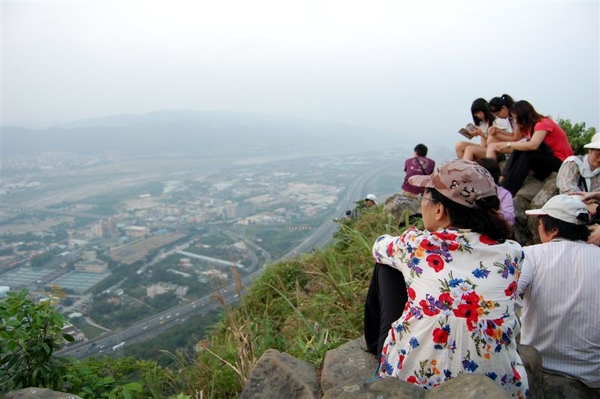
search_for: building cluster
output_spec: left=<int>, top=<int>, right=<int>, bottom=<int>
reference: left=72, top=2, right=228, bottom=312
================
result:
left=0, top=151, right=383, bottom=341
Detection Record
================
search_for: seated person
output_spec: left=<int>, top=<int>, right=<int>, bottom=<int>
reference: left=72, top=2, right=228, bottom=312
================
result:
left=455, top=98, right=494, bottom=161
left=345, top=194, right=378, bottom=219
left=477, top=158, right=515, bottom=226
left=556, top=132, right=600, bottom=212
left=365, top=194, right=378, bottom=208
left=365, top=159, right=528, bottom=397
left=518, top=195, right=600, bottom=390
left=486, top=94, right=523, bottom=160
left=494, top=101, right=573, bottom=196
left=401, top=144, right=435, bottom=197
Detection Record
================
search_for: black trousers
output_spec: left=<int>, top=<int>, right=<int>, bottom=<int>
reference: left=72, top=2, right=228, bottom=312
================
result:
left=501, top=146, right=563, bottom=196
left=364, top=262, right=408, bottom=356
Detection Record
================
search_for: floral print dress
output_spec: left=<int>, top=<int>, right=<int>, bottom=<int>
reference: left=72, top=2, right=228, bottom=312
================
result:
left=372, top=227, right=529, bottom=398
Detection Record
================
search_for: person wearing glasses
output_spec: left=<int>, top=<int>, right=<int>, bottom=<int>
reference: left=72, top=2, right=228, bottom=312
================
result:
left=364, top=159, right=528, bottom=397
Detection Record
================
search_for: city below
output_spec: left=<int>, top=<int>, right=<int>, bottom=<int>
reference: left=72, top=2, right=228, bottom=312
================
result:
left=0, top=148, right=406, bottom=359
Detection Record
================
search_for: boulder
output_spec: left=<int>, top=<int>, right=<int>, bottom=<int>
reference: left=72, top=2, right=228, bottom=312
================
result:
left=508, top=172, right=559, bottom=246
left=518, top=344, right=544, bottom=399
left=320, top=339, right=543, bottom=399
left=4, top=388, right=82, bottom=399
left=383, top=194, right=420, bottom=226
left=425, top=373, right=510, bottom=399
left=240, top=348, right=320, bottom=399
left=542, top=374, right=600, bottom=399
left=321, top=337, right=378, bottom=392
left=322, top=377, right=426, bottom=399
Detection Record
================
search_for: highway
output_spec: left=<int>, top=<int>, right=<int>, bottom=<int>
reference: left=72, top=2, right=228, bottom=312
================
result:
left=58, top=166, right=385, bottom=359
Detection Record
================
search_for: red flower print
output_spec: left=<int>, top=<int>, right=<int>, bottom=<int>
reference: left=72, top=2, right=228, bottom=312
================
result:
left=453, top=303, right=480, bottom=331
left=448, top=241, right=460, bottom=251
left=432, top=231, right=457, bottom=241
left=419, top=239, right=437, bottom=251
left=407, top=375, right=418, bottom=384
left=432, top=327, right=449, bottom=344
left=439, top=292, right=454, bottom=306
left=485, top=320, right=499, bottom=338
left=462, top=291, right=480, bottom=306
left=504, top=281, right=517, bottom=297
left=387, top=242, right=394, bottom=257
left=420, top=299, right=440, bottom=316
left=426, top=254, right=444, bottom=272
left=408, top=287, right=416, bottom=300
left=479, top=234, right=498, bottom=245
left=513, top=366, right=521, bottom=381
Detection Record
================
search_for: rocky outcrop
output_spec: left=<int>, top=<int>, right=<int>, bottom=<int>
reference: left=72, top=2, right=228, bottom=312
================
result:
left=383, top=194, right=421, bottom=227
left=512, top=172, right=559, bottom=245
left=240, top=349, right=320, bottom=399
left=241, top=337, right=599, bottom=399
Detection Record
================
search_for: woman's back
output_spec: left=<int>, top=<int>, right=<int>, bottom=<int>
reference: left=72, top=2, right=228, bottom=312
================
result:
left=373, top=227, right=528, bottom=397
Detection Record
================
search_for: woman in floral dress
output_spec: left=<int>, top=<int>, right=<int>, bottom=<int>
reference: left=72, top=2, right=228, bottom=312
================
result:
left=366, top=159, right=529, bottom=398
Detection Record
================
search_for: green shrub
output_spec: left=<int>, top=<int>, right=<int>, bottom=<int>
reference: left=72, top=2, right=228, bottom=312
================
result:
left=560, top=118, right=597, bottom=155
left=0, top=289, right=74, bottom=392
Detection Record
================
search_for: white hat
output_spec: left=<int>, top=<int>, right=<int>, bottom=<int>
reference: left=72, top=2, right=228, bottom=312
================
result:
left=583, top=133, right=600, bottom=150
left=525, top=194, right=589, bottom=225
left=365, top=194, right=377, bottom=202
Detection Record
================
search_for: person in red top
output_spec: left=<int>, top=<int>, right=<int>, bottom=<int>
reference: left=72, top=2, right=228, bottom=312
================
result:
left=494, top=100, right=574, bottom=196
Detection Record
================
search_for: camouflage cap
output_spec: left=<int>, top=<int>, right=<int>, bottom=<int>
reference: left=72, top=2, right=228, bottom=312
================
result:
left=408, top=159, right=497, bottom=208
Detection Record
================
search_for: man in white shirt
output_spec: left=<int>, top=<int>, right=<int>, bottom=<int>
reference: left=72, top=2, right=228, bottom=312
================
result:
left=517, top=195, right=600, bottom=390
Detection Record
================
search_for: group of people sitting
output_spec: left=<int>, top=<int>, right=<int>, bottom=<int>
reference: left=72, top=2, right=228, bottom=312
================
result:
left=453, top=94, right=599, bottom=198
left=363, top=103, right=600, bottom=397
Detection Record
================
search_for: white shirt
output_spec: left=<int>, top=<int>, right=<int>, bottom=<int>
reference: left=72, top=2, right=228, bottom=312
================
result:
left=517, top=239, right=600, bottom=388
left=494, top=117, right=513, bottom=134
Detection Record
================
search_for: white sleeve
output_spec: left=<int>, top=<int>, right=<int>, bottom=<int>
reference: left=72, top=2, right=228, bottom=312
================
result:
left=516, top=248, right=535, bottom=308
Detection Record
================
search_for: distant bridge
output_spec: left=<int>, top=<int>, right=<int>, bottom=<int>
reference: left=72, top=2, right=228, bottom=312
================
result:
left=176, top=250, right=244, bottom=269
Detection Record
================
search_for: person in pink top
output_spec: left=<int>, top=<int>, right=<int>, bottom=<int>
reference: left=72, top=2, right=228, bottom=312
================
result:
left=494, top=100, right=573, bottom=196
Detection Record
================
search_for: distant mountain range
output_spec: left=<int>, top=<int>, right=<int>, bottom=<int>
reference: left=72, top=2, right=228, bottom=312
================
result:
left=2, top=110, right=398, bottom=158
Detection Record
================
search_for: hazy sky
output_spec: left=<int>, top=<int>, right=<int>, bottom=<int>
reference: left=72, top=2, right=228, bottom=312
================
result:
left=2, top=0, right=599, bottom=146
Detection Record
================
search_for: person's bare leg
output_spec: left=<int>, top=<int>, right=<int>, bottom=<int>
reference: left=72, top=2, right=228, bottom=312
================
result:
left=456, top=141, right=473, bottom=158
left=463, top=145, right=486, bottom=161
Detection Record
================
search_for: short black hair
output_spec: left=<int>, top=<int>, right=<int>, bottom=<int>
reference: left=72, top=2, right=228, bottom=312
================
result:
left=414, top=144, right=428, bottom=156
left=540, top=215, right=590, bottom=242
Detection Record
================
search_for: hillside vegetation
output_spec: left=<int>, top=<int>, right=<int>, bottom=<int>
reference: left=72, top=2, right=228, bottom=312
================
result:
left=148, top=206, right=403, bottom=397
